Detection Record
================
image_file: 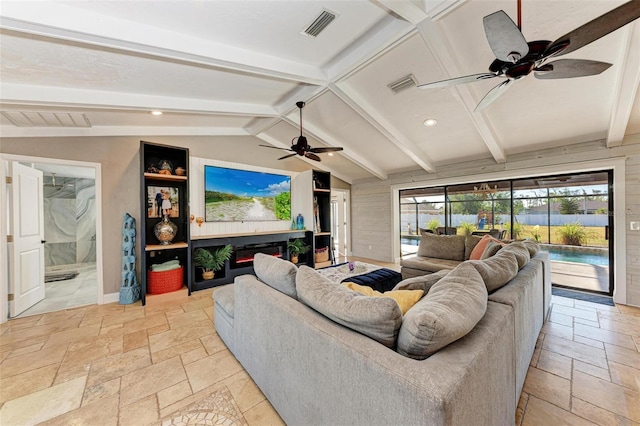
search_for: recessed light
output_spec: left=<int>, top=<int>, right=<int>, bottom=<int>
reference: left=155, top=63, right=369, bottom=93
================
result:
left=328, top=153, right=334, bottom=156
left=150, top=111, right=163, bottom=116
left=423, top=118, right=437, bottom=127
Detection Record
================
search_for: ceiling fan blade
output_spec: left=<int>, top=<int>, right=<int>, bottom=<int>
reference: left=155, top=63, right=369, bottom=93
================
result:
left=305, top=152, right=321, bottom=162
left=475, top=79, right=513, bottom=111
left=534, top=59, right=612, bottom=79
left=542, top=1, right=640, bottom=59
left=259, top=144, right=292, bottom=151
left=277, top=153, right=298, bottom=160
left=310, top=147, right=344, bottom=153
left=483, top=10, right=529, bottom=62
left=417, top=73, right=498, bottom=89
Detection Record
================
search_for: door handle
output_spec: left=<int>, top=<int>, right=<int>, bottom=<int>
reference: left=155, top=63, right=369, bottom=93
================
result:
left=41, top=240, right=47, bottom=244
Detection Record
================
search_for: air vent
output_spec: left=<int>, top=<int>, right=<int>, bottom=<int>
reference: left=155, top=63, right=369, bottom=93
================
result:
left=301, top=9, right=337, bottom=37
left=388, top=74, right=417, bottom=94
left=1, top=111, right=91, bottom=127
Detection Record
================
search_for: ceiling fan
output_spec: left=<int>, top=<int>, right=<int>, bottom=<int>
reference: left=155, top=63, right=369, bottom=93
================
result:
left=417, top=0, right=640, bottom=111
left=260, top=101, right=343, bottom=161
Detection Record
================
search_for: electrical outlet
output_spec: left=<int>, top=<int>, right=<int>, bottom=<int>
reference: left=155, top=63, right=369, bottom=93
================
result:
left=631, top=221, right=640, bottom=231
left=368, top=245, right=372, bottom=250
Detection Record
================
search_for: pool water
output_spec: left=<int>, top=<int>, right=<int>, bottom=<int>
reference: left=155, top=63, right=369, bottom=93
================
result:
left=544, top=247, right=609, bottom=266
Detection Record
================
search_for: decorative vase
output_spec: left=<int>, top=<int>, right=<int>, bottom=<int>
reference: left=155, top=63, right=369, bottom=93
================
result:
left=154, top=214, right=178, bottom=245
left=119, top=213, right=141, bottom=305
left=291, top=254, right=299, bottom=264
left=202, top=270, right=214, bottom=280
left=296, top=214, right=304, bottom=230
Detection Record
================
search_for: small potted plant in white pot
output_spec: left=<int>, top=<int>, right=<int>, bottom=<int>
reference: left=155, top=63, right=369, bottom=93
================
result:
left=194, top=245, right=233, bottom=280
left=287, top=238, right=310, bottom=264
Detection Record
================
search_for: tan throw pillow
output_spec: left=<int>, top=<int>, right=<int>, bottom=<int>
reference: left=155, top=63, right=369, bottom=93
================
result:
left=417, top=233, right=466, bottom=261
left=296, top=266, right=402, bottom=348
left=397, top=263, right=488, bottom=360
left=253, top=252, right=298, bottom=299
left=392, top=269, right=450, bottom=293
left=342, top=282, right=424, bottom=315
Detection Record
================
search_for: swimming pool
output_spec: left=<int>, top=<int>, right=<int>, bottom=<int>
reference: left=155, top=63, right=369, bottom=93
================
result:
left=543, top=246, right=609, bottom=266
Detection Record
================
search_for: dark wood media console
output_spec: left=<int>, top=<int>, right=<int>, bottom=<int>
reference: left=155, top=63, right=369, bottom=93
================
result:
left=191, top=230, right=313, bottom=291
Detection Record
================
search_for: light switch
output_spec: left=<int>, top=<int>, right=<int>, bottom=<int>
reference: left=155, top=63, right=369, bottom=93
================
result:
left=631, top=221, right=640, bottom=231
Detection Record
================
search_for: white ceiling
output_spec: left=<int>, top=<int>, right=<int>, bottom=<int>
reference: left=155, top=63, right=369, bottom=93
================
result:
left=1, top=0, right=639, bottom=184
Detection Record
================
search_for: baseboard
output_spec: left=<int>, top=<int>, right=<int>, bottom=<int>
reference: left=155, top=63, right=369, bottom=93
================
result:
left=102, top=292, right=120, bottom=305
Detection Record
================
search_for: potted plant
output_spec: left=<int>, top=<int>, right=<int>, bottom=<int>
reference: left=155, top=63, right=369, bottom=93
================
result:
left=194, top=245, right=233, bottom=280
left=288, top=238, right=310, bottom=264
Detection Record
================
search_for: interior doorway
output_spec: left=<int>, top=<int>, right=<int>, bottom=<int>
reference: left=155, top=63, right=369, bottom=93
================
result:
left=2, top=155, right=103, bottom=319
left=331, top=189, right=350, bottom=264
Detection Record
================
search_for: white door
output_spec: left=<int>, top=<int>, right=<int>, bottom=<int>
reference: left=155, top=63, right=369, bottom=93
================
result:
left=8, top=162, right=45, bottom=317
left=331, top=190, right=350, bottom=262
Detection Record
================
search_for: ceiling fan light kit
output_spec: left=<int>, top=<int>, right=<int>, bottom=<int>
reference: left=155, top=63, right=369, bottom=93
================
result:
left=260, top=101, right=343, bottom=162
left=417, top=0, right=640, bottom=111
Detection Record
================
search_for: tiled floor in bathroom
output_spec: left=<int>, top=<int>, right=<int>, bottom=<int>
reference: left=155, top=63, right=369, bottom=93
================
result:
left=18, top=264, right=98, bottom=318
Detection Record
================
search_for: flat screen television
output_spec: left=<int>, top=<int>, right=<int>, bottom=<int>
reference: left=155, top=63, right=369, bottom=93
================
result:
left=204, top=165, right=291, bottom=222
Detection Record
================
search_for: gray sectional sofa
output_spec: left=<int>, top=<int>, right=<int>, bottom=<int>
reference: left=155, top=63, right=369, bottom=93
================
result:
left=214, top=246, right=551, bottom=426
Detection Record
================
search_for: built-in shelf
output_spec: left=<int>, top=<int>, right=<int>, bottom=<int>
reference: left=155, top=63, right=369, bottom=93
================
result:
left=315, top=232, right=331, bottom=236
left=314, top=188, right=330, bottom=193
left=145, top=242, right=188, bottom=251
left=140, top=141, right=191, bottom=305
left=143, top=172, right=188, bottom=181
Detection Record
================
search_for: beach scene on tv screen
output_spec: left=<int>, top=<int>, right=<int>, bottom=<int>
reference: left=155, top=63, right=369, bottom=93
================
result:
left=205, top=166, right=291, bottom=222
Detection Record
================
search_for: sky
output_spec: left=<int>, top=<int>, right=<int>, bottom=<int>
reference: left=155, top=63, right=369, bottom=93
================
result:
left=205, top=165, right=290, bottom=197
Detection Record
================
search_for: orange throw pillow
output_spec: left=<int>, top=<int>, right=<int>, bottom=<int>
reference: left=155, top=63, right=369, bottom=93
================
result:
left=469, top=235, right=505, bottom=260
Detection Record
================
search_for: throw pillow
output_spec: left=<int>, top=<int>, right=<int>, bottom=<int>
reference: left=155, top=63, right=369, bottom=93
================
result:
left=464, top=235, right=482, bottom=260
left=253, top=252, right=298, bottom=299
left=468, top=249, right=519, bottom=292
left=417, top=233, right=466, bottom=261
left=469, top=235, right=505, bottom=260
left=342, top=282, right=424, bottom=315
left=499, top=242, right=531, bottom=269
left=397, top=263, right=488, bottom=360
left=296, top=266, right=402, bottom=348
left=392, top=269, right=450, bottom=293
left=521, top=239, right=540, bottom=257
left=480, top=240, right=502, bottom=259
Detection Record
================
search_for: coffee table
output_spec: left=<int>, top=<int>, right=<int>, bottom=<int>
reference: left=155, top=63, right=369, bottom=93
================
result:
left=317, top=261, right=402, bottom=292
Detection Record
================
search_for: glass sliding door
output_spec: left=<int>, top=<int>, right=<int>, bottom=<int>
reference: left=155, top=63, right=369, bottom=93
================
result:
left=398, top=170, right=613, bottom=295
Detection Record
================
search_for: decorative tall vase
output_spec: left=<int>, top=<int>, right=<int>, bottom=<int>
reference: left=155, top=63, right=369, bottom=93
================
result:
left=119, top=213, right=141, bottom=304
left=154, top=214, right=178, bottom=245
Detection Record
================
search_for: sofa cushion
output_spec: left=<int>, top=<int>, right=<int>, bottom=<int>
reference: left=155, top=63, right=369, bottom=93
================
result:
left=296, top=266, right=402, bottom=348
left=468, top=250, right=520, bottom=293
left=417, top=233, right=466, bottom=261
left=500, top=242, right=531, bottom=269
left=253, top=252, right=298, bottom=299
left=469, top=235, right=505, bottom=260
left=397, top=262, right=488, bottom=360
left=521, top=239, right=540, bottom=257
left=392, top=269, right=450, bottom=293
left=480, top=240, right=503, bottom=259
left=400, top=256, right=461, bottom=273
left=464, top=235, right=482, bottom=260
left=342, top=282, right=424, bottom=315
left=213, top=284, right=235, bottom=318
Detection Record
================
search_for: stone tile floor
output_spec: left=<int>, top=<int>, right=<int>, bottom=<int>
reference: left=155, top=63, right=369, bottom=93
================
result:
left=1, top=280, right=639, bottom=425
